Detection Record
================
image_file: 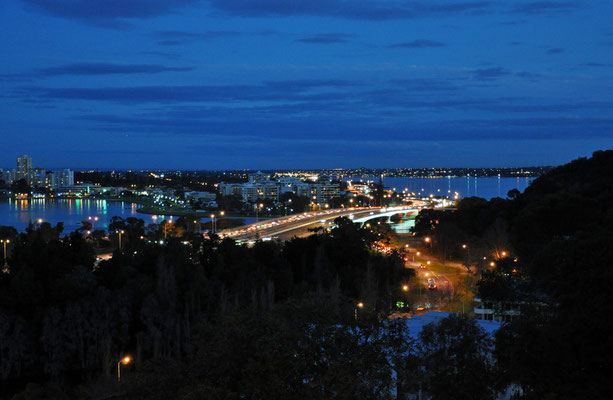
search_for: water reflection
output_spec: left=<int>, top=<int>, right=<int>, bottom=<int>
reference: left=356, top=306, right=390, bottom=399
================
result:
left=0, top=198, right=143, bottom=231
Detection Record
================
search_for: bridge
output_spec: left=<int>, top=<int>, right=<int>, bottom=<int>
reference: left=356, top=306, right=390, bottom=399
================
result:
left=217, top=203, right=424, bottom=244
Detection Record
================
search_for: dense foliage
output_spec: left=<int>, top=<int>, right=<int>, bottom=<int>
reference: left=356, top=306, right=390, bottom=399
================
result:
left=0, top=217, right=424, bottom=399
left=413, top=150, right=613, bottom=398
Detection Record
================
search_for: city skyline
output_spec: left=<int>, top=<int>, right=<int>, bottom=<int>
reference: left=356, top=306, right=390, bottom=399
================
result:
left=2, top=1, right=613, bottom=169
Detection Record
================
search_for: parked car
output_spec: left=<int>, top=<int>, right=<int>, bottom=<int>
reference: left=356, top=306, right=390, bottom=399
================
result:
left=427, top=278, right=437, bottom=290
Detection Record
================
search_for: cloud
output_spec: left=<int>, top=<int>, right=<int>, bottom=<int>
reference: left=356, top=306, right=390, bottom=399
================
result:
left=21, top=0, right=198, bottom=25
left=581, top=62, right=612, bottom=68
left=296, top=33, right=355, bottom=44
left=389, top=39, right=446, bottom=48
left=153, top=30, right=241, bottom=46
left=467, top=67, right=543, bottom=82
left=36, top=62, right=193, bottom=76
left=470, top=67, right=510, bottom=80
left=390, top=78, right=459, bottom=92
left=508, top=1, right=581, bottom=14
left=20, top=79, right=362, bottom=104
left=547, top=47, right=564, bottom=55
left=70, top=108, right=613, bottom=143
left=140, top=51, right=182, bottom=60
left=206, top=0, right=493, bottom=20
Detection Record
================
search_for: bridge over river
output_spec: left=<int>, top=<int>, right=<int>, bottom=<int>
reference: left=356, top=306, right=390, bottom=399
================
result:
left=217, top=203, right=426, bottom=244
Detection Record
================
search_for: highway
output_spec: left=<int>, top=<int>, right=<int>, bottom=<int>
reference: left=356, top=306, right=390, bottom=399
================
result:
left=216, top=206, right=419, bottom=243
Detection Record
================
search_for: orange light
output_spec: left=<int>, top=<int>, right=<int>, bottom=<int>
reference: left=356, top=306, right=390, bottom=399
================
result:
left=357, top=302, right=364, bottom=308
left=122, top=356, right=131, bottom=364
left=402, top=285, right=409, bottom=292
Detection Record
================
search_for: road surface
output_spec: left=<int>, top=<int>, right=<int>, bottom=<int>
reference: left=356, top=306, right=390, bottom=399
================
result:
left=406, top=260, right=455, bottom=310
left=216, top=206, right=418, bottom=243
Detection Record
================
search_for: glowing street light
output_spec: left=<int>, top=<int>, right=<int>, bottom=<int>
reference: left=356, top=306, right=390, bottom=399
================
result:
left=355, top=302, right=364, bottom=320
left=402, top=285, right=409, bottom=292
left=1, top=239, right=10, bottom=271
left=117, top=356, right=131, bottom=382
left=256, top=203, right=264, bottom=222
left=116, top=230, right=125, bottom=249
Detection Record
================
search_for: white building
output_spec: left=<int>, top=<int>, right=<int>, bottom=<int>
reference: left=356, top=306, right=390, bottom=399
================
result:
left=185, top=191, right=217, bottom=202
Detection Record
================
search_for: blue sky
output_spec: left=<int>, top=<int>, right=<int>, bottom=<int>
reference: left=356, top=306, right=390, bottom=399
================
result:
left=1, top=0, right=612, bottom=170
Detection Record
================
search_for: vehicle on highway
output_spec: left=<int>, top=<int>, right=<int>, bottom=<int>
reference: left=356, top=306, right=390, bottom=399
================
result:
left=427, top=278, right=437, bottom=290
left=419, top=263, right=426, bottom=269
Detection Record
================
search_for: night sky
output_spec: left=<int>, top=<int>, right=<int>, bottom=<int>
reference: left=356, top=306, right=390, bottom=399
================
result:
left=1, top=0, right=612, bottom=170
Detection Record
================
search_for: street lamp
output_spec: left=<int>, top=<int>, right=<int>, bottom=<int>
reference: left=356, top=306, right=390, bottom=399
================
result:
left=1, top=239, right=9, bottom=271
left=116, top=230, right=124, bottom=249
left=88, top=216, right=99, bottom=231
left=210, top=214, right=216, bottom=233
left=256, top=203, right=263, bottom=221
left=402, top=285, right=409, bottom=292
left=355, top=302, right=364, bottom=320
left=117, top=356, right=131, bottom=382
left=164, top=220, right=172, bottom=239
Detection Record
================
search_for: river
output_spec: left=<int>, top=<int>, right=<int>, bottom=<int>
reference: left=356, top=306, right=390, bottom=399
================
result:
left=0, top=198, right=254, bottom=232
left=0, top=177, right=533, bottom=232
left=346, top=176, right=533, bottom=200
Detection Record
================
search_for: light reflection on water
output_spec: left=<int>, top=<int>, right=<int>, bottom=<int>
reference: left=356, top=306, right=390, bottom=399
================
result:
left=0, top=198, right=143, bottom=231
left=346, top=176, right=532, bottom=200
left=0, top=198, right=255, bottom=232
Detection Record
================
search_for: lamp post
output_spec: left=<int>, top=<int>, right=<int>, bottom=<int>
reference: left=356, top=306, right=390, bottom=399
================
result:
left=117, top=356, right=131, bottom=382
left=354, top=302, right=364, bottom=320
left=88, top=216, right=99, bottom=231
left=1, top=239, right=9, bottom=271
left=210, top=214, right=216, bottom=233
left=256, top=203, right=263, bottom=222
left=116, top=230, right=124, bottom=249
left=164, top=220, right=172, bottom=240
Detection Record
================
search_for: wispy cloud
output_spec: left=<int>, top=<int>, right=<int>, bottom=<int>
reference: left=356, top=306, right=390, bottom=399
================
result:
left=508, top=1, right=581, bottom=15
left=37, top=62, right=193, bottom=76
left=206, top=0, right=494, bottom=21
left=22, top=0, right=198, bottom=26
left=581, top=62, right=612, bottom=68
left=296, top=33, right=356, bottom=44
left=389, top=39, right=446, bottom=48
left=153, top=30, right=242, bottom=45
left=20, top=79, right=361, bottom=104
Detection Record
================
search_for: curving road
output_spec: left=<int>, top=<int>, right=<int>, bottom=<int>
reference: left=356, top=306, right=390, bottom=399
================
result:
left=216, top=206, right=420, bottom=243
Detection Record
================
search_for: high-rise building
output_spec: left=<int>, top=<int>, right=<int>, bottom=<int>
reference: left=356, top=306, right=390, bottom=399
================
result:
left=55, top=169, right=74, bottom=188
left=16, top=155, right=32, bottom=180
left=31, top=167, right=47, bottom=188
